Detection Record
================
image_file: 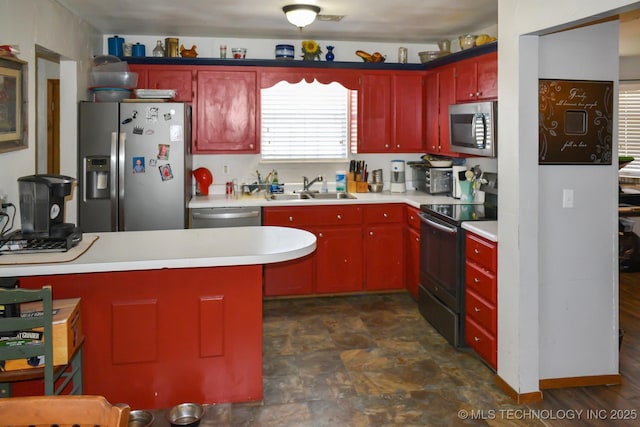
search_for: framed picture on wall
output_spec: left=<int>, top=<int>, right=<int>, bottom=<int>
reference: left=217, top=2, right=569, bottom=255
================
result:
left=0, top=56, right=27, bottom=153
left=538, top=79, right=613, bottom=165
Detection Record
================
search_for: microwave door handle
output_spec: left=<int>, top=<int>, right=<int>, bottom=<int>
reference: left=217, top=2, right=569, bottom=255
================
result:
left=473, top=114, right=487, bottom=148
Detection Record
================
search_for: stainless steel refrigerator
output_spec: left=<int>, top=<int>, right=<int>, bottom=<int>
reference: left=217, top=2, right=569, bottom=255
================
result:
left=78, top=102, right=192, bottom=232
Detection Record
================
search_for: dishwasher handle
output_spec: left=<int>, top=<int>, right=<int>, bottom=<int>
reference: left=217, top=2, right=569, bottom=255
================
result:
left=192, top=210, right=261, bottom=220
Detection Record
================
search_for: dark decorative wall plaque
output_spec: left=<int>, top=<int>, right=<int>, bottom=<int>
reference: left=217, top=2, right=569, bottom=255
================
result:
left=539, top=79, right=613, bottom=165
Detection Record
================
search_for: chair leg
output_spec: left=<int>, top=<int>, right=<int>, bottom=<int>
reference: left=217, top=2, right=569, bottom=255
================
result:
left=54, top=345, right=83, bottom=395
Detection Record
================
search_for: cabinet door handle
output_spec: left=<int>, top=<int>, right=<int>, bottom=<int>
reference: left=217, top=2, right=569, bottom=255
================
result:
left=474, top=248, right=480, bottom=254
left=474, top=277, right=480, bottom=283
left=318, top=232, right=324, bottom=238
left=369, top=231, right=374, bottom=236
left=474, top=307, right=480, bottom=312
left=288, top=216, right=294, bottom=222
left=476, top=91, right=482, bottom=97
left=469, top=92, right=474, bottom=98
left=337, top=214, right=342, bottom=220
left=474, top=336, right=480, bottom=342
left=415, top=237, right=420, bottom=242
left=383, top=213, right=388, bottom=218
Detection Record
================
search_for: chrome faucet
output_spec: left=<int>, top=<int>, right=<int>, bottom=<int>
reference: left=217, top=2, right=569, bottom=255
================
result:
left=303, top=175, right=323, bottom=192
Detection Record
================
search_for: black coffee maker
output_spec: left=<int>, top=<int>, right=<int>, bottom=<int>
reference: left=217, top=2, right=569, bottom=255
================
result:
left=17, top=174, right=81, bottom=239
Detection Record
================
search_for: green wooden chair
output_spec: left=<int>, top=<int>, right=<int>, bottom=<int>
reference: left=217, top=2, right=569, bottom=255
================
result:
left=0, top=285, right=83, bottom=397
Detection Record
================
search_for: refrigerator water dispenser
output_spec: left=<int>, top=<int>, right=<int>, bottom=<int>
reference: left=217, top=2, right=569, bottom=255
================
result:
left=84, top=156, right=110, bottom=200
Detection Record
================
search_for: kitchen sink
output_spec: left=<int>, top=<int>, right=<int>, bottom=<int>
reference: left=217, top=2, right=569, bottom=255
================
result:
left=266, top=193, right=313, bottom=201
left=265, top=192, right=357, bottom=201
left=309, top=192, right=357, bottom=200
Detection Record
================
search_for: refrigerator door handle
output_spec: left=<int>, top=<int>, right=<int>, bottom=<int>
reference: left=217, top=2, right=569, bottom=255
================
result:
left=109, top=132, right=119, bottom=231
left=117, top=131, right=126, bottom=231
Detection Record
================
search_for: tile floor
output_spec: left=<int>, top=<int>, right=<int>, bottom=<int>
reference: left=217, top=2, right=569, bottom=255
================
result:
left=148, top=292, right=546, bottom=426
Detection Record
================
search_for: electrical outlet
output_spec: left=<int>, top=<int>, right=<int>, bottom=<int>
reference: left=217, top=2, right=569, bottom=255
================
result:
left=223, top=164, right=230, bottom=175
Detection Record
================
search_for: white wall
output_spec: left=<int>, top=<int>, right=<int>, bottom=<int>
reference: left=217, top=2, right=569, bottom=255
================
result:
left=0, top=0, right=102, bottom=225
left=106, top=24, right=499, bottom=65
left=497, top=0, right=640, bottom=395
left=538, top=21, right=619, bottom=379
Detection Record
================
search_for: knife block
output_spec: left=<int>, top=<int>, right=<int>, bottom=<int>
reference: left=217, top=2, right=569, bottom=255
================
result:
left=347, top=173, right=357, bottom=193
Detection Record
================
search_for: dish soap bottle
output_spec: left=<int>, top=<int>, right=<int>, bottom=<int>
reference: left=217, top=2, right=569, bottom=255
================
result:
left=153, top=40, right=165, bottom=57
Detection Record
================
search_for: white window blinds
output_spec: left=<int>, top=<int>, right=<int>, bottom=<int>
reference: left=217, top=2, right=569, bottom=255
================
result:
left=261, top=80, right=355, bottom=161
left=619, top=83, right=640, bottom=176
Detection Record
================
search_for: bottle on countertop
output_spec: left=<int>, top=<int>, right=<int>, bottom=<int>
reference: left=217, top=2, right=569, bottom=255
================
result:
left=336, top=170, right=346, bottom=192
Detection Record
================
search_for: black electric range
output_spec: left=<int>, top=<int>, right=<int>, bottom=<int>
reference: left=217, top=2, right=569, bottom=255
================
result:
left=420, top=171, right=498, bottom=226
left=420, top=202, right=497, bottom=226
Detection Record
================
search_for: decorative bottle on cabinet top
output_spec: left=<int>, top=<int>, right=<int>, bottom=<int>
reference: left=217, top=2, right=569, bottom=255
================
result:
left=325, top=46, right=335, bottom=62
left=152, top=40, right=165, bottom=57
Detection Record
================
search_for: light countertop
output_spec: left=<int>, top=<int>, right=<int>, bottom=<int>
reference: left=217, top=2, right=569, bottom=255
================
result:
left=0, top=226, right=316, bottom=277
left=462, top=221, right=498, bottom=242
left=189, top=190, right=469, bottom=210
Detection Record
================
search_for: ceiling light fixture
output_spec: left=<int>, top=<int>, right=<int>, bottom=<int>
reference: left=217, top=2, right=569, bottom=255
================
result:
left=282, top=4, right=321, bottom=29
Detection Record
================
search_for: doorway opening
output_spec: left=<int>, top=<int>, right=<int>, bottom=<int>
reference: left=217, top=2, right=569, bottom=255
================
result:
left=35, top=46, right=60, bottom=174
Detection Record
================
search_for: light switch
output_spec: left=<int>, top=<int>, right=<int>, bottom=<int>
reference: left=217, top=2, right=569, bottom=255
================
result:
left=562, top=189, right=574, bottom=208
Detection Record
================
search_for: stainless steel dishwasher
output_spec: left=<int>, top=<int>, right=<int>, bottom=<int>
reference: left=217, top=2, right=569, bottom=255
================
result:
left=190, top=206, right=262, bottom=228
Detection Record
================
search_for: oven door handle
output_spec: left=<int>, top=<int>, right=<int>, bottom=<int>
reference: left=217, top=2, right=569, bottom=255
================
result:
left=419, top=212, right=458, bottom=234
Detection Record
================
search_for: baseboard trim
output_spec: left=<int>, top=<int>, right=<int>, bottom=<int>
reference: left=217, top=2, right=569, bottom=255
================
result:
left=539, top=374, right=622, bottom=389
left=494, top=375, right=544, bottom=404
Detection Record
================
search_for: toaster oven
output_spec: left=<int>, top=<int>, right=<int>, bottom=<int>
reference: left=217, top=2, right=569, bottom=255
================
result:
left=409, top=164, right=453, bottom=194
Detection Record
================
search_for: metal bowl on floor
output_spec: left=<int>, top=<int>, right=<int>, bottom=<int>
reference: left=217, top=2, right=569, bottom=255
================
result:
left=166, top=403, right=205, bottom=427
left=128, top=410, right=154, bottom=427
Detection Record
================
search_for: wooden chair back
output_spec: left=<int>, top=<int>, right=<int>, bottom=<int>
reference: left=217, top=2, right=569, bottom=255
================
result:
left=0, top=286, right=55, bottom=395
left=0, top=395, right=130, bottom=427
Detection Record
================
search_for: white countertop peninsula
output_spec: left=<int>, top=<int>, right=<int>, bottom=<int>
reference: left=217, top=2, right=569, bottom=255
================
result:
left=0, top=226, right=317, bottom=277
left=8, top=226, right=317, bottom=409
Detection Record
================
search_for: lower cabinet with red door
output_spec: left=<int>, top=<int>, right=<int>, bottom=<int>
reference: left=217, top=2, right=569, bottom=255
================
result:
left=363, top=204, right=405, bottom=291
left=264, top=203, right=408, bottom=297
left=405, top=206, right=421, bottom=299
left=263, top=205, right=363, bottom=296
left=464, top=231, right=498, bottom=370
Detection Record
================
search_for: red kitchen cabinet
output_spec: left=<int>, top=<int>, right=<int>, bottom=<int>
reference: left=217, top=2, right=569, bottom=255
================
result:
left=263, top=205, right=363, bottom=296
left=263, top=252, right=315, bottom=297
left=455, top=52, right=498, bottom=103
left=358, top=72, right=425, bottom=153
left=128, top=65, right=191, bottom=101
left=405, top=206, right=421, bottom=299
left=127, top=64, right=148, bottom=89
left=358, top=73, right=393, bottom=152
left=464, top=231, right=498, bottom=370
left=394, top=73, right=425, bottom=152
left=140, top=66, right=194, bottom=102
left=315, top=225, right=363, bottom=293
left=424, top=65, right=458, bottom=156
left=363, top=204, right=405, bottom=291
left=194, top=69, right=258, bottom=153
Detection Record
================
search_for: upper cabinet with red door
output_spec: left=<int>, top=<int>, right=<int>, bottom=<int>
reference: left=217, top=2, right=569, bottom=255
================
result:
left=454, top=51, right=497, bottom=103
left=424, top=64, right=458, bottom=156
left=358, top=71, right=425, bottom=153
left=129, top=65, right=194, bottom=102
left=194, top=68, right=258, bottom=153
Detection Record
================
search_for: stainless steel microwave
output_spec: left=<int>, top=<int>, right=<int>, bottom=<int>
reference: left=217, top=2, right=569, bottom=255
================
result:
left=448, top=101, right=497, bottom=157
